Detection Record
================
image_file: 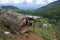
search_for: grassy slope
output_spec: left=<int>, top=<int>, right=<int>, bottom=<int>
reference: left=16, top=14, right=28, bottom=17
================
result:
left=0, top=22, right=4, bottom=40
left=31, top=18, right=56, bottom=40
left=35, top=0, right=60, bottom=40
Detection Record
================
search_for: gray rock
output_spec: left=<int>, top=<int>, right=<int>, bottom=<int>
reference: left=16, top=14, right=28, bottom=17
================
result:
left=0, top=12, right=36, bottom=34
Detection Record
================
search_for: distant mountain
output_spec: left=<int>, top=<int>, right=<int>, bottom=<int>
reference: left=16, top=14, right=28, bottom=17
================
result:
left=35, top=0, right=60, bottom=17
left=34, top=0, right=60, bottom=25
left=0, top=3, right=44, bottom=10
left=1, top=5, right=20, bottom=10
left=15, top=4, right=43, bottom=10
left=0, top=5, right=33, bottom=15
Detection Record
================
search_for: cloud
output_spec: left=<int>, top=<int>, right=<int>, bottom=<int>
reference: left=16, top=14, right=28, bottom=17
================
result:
left=0, top=0, right=9, bottom=4
left=12, top=0, right=20, bottom=4
left=26, top=0, right=33, bottom=4
left=12, top=0, right=33, bottom=4
left=35, top=0, right=57, bottom=5
left=47, top=0, right=57, bottom=3
left=0, top=0, right=57, bottom=4
left=0, top=0, right=24, bottom=4
left=35, top=0, right=47, bottom=4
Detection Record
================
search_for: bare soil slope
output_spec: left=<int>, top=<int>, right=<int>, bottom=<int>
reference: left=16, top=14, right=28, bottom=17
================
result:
left=14, top=33, right=43, bottom=40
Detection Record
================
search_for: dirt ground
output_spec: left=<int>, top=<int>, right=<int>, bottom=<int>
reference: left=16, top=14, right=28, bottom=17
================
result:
left=1, top=32, right=43, bottom=40
left=0, top=25, right=43, bottom=40
left=14, top=33, right=43, bottom=40
left=0, top=27, right=43, bottom=40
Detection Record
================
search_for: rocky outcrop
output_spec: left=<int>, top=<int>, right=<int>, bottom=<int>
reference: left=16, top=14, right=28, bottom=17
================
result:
left=0, top=12, right=36, bottom=34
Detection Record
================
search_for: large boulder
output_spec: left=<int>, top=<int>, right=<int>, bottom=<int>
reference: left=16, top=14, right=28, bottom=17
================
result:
left=0, top=12, right=36, bottom=34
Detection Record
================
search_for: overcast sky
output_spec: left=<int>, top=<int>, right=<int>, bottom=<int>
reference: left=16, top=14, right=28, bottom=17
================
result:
left=0, top=0, right=57, bottom=9
left=0, top=0, right=57, bottom=4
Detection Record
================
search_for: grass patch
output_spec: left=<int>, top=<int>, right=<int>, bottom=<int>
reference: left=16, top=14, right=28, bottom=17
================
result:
left=31, top=18, right=55, bottom=40
left=0, top=35, right=3, bottom=40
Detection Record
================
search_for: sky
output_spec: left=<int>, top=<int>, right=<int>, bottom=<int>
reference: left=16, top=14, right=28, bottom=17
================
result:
left=0, top=0, right=57, bottom=4
left=0, top=0, right=57, bottom=9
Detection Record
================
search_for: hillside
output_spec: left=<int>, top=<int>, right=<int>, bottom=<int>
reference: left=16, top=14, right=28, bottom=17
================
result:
left=36, top=0, right=60, bottom=17
left=0, top=0, right=60, bottom=40
left=0, top=9, right=57, bottom=40
left=35, top=0, right=60, bottom=25
left=0, top=12, right=56, bottom=40
left=35, top=0, right=60, bottom=40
